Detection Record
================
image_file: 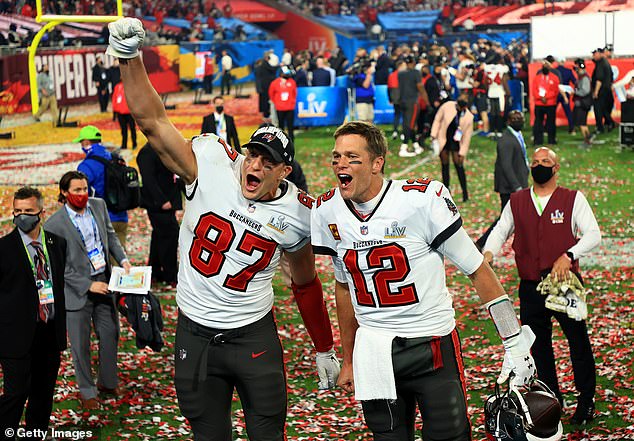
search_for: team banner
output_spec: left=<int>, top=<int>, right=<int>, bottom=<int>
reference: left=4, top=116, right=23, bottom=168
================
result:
left=0, top=45, right=180, bottom=115
left=295, top=87, right=347, bottom=127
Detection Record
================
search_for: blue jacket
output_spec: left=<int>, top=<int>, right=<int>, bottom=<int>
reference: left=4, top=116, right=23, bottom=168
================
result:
left=354, top=73, right=375, bottom=103
left=77, top=143, right=128, bottom=223
left=557, top=65, right=577, bottom=88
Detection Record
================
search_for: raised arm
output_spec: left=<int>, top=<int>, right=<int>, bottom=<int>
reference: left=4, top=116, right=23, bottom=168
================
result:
left=108, top=18, right=197, bottom=184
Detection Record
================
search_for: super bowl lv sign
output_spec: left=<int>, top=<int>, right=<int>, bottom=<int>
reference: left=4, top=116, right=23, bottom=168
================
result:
left=295, top=86, right=347, bottom=127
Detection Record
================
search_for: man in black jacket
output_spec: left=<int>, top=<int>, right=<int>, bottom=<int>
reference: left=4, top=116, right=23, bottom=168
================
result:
left=254, top=53, right=278, bottom=121
left=137, top=143, right=183, bottom=286
left=200, top=96, right=240, bottom=150
left=476, top=110, right=529, bottom=249
left=92, top=56, right=110, bottom=112
left=591, top=48, right=615, bottom=133
left=0, top=187, right=67, bottom=439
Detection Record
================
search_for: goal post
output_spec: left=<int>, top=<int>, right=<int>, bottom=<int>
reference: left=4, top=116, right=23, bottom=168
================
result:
left=28, top=0, right=123, bottom=115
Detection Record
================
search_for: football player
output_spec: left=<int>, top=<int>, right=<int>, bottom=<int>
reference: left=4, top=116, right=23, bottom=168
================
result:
left=107, top=18, right=340, bottom=441
left=311, top=121, right=536, bottom=440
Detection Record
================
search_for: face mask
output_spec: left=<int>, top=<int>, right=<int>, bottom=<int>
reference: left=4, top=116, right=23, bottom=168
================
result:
left=457, top=99, right=468, bottom=109
left=531, top=164, right=554, bottom=184
left=541, top=66, right=549, bottom=75
left=215, top=105, right=224, bottom=114
left=509, top=121, right=524, bottom=131
left=13, top=212, right=41, bottom=233
left=66, top=192, right=88, bottom=209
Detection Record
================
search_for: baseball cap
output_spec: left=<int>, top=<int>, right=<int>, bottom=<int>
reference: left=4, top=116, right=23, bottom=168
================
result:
left=592, top=48, right=604, bottom=54
left=72, top=125, right=102, bottom=143
left=545, top=55, right=555, bottom=63
left=244, top=126, right=294, bottom=165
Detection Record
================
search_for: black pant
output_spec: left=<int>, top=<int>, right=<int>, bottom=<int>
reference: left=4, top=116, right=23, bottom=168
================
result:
left=258, top=92, right=270, bottom=118
left=147, top=210, right=179, bottom=284
left=400, top=101, right=418, bottom=143
left=476, top=192, right=511, bottom=250
left=0, top=321, right=61, bottom=441
left=533, top=105, right=556, bottom=145
left=489, top=96, right=504, bottom=133
left=203, top=75, right=214, bottom=94
left=276, top=110, right=294, bottom=142
left=361, top=329, right=471, bottom=441
left=117, top=113, right=137, bottom=149
left=221, top=72, right=232, bottom=95
left=519, top=279, right=596, bottom=406
left=594, top=88, right=614, bottom=132
left=174, top=311, right=286, bottom=441
left=98, top=88, right=109, bottom=112
left=392, top=103, right=402, bottom=133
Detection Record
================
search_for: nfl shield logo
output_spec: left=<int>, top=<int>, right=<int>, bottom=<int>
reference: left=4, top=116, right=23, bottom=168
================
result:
left=360, top=226, right=368, bottom=235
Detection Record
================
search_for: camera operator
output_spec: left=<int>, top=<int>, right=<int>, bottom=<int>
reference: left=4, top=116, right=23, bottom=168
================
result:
left=353, top=59, right=376, bottom=123
left=455, top=50, right=476, bottom=103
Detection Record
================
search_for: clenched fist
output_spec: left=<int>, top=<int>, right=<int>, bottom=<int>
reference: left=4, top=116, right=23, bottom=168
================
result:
left=106, top=17, right=145, bottom=59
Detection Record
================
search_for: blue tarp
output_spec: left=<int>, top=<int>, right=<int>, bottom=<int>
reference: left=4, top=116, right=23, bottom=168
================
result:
left=180, top=40, right=284, bottom=85
left=318, top=15, right=367, bottom=35
left=378, top=11, right=441, bottom=34
left=203, top=17, right=269, bottom=41
left=373, top=85, right=394, bottom=124
left=162, top=17, right=192, bottom=29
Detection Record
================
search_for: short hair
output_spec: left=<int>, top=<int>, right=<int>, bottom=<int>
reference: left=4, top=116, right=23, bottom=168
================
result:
left=334, top=121, right=388, bottom=172
left=14, top=187, right=44, bottom=210
left=58, top=170, right=88, bottom=203
left=213, top=96, right=223, bottom=103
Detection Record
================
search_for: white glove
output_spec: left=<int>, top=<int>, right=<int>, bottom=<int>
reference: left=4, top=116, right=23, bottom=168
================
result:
left=431, top=138, right=440, bottom=156
left=106, top=17, right=145, bottom=59
left=316, top=349, right=340, bottom=390
left=498, top=325, right=536, bottom=388
left=565, top=292, right=588, bottom=321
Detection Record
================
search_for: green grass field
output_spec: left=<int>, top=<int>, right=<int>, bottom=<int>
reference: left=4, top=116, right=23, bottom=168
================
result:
left=4, top=125, right=633, bottom=440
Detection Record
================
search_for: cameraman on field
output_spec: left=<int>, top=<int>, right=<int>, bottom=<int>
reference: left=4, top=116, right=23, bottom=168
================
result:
left=353, top=57, right=376, bottom=123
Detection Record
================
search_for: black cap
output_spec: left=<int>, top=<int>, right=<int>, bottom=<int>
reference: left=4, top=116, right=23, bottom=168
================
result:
left=545, top=55, right=555, bottom=63
left=592, top=48, right=604, bottom=54
left=574, top=58, right=585, bottom=69
left=244, top=126, right=294, bottom=165
left=404, top=55, right=415, bottom=64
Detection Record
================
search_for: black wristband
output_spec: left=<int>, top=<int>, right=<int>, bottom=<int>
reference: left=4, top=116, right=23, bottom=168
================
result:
left=566, top=251, right=574, bottom=261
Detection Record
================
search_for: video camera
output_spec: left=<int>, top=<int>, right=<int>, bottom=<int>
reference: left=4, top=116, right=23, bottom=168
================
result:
left=347, top=55, right=373, bottom=76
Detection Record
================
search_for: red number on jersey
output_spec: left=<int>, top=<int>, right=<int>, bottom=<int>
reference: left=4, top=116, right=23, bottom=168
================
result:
left=297, top=191, right=315, bottom=209
left=316, top=189, right=336, bottom=207
left=189, top=212, right=277, bottom=291
left=403, top=178, right=431, bottom=193
left=224, top=232, right=278, bottom=292
left=218, top=136, right=238, bottom=161
left=343, top=244, right=418, bottom=307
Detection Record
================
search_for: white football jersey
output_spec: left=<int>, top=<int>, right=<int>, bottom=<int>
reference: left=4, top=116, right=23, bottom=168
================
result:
left=485, top=63, right=509, bottom=98
left=311, top=178, right=463, bottom=337
left=178, top=134, right=312, bottom=329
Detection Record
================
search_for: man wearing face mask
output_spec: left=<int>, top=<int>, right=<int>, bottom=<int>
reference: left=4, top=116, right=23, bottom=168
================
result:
left=532, top=60, right=560, bottom=146
left=483, top=147, right=601, bottom=425
left=476, top=110, right=529, bottom=250
left=45, top=171, right=131, bottom=410
left=430, top=94, right=474, bottom=202
left=201, top=96, right=240, bottom=150
left=0, top=187, right=67, bottom=440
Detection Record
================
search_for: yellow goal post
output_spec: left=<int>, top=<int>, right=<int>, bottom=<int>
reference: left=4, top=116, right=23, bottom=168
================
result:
left=28, top=0, right=123, bottom=115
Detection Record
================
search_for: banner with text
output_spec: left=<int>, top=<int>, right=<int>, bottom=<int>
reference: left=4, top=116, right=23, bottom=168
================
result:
left=295, top=87, right=347, bottom=127
left=0, top=45, right=180, bottom=115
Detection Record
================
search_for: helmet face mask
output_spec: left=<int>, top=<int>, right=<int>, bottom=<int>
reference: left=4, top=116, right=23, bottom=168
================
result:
left=485, top=377, right=563, bottom=441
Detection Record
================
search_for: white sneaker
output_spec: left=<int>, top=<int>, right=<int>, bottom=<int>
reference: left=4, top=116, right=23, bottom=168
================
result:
left=400, top=133, right=405, bottom=141
left=392, top=131, right=398, bottom=140
left=399, top=144, right=416, bottom=157
left=413, top=142, right=423, bottom=155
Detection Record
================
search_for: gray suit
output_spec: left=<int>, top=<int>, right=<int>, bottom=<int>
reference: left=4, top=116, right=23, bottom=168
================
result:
left=494, top=129, right=529, bottom=197
left=45, top=197, right=127, bottom=399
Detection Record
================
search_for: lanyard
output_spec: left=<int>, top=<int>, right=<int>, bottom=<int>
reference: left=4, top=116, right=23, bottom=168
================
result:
left=22, top=230, right=50, bottom=279
left=67, top=206, right=100, bottom=250
left=532, top=187, right=544, bottom=215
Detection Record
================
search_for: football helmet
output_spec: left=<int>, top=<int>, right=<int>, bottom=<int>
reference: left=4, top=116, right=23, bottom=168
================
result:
left=485, top=376, right=563, bottom=441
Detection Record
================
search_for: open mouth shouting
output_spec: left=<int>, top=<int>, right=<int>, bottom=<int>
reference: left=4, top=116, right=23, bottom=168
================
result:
left=245, top=173, right=261, bottom=192
left=338, top=174, right=353, bottom=189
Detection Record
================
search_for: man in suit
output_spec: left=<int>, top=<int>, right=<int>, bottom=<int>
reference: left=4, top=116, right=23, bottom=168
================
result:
left=476, top=110, right=529, bottom=249
left=0, top=187, right=67, bottom=440
left=200, top=96, right=240, bottom=150
left=137, top=143, right=182, bottom=287
left=45, top=171, right=131, bottom=410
